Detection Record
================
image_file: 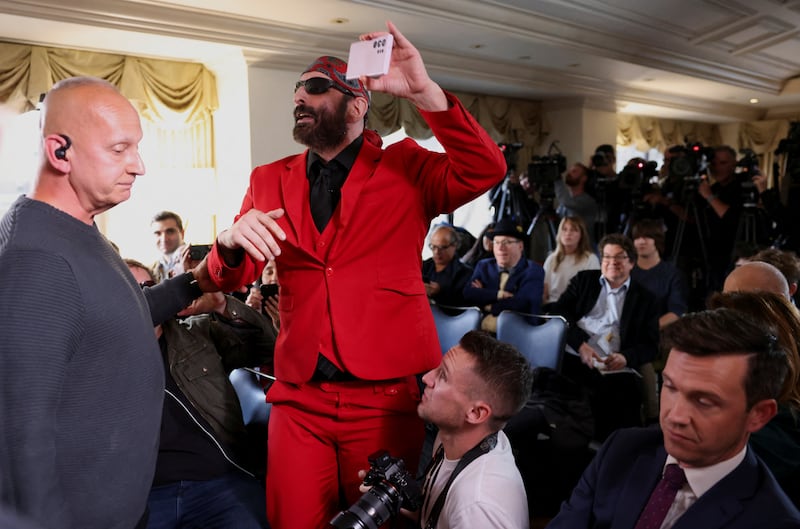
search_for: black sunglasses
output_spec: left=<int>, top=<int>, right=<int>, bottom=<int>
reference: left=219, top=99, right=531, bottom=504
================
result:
left=294, top=78, right=355, bottom=97
left=139, top=280, right=156, bottom=289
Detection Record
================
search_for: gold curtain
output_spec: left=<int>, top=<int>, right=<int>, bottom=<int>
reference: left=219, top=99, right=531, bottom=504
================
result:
left=616, top=114, right=721, bottom=152
left=0, top=41, right=218, bottom=168
left=367, top=89, right=547, bottom=169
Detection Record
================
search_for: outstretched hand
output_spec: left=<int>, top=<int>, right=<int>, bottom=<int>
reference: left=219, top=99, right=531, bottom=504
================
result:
left=358, top=21, right=447, bottom=112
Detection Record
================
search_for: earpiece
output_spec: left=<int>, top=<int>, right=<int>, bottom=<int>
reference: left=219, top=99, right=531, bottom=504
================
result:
left=54, top=134, right=72, bottom=160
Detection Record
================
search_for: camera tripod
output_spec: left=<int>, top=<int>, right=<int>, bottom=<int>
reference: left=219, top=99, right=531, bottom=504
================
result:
left=526, top=195, right=560, bottom=262
left=671, top=189, right=711, bottom=309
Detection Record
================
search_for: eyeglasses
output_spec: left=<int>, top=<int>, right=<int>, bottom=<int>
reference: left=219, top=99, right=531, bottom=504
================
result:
left=294, top=78, right=354, bottom=97
left=429, top=243, right=454, bottom=252
left=493, top=239, right=520, bottom=248
left=601, top=254, right=629, bottom=262
left=138, top=280, right=156, bottom=288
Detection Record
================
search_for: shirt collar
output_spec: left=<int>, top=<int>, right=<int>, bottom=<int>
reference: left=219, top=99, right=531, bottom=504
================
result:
left=665, top=445, right=747, bottom=499
left=306, top=135, right=363, bottom=178
left=599, top=275, right=630, bottom=293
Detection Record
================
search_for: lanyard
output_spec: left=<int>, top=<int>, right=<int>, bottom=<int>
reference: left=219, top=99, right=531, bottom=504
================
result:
left=420, top=432, right=498, bottom=529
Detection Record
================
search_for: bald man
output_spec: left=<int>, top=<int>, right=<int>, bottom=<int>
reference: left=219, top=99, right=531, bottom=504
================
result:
left=723, top=261, right=790, bottom=299
left=0, top=77, right=215, bottom=529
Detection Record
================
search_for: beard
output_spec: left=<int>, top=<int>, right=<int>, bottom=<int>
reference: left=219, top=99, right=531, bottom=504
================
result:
left=293, top=97, right=349, bottom=152
left=564, top=173, right=581, bottom=187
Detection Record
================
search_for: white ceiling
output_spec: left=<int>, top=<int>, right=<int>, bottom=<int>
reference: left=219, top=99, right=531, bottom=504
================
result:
left=2, top=0, right=800, bottom=123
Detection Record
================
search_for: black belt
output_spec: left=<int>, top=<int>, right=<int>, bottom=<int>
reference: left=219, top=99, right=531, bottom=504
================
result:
left=311, top=353, right=357, bottom=382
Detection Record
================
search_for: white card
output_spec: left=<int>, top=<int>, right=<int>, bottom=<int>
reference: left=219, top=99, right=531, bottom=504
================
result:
left=346, top=34, right=393, bottom=80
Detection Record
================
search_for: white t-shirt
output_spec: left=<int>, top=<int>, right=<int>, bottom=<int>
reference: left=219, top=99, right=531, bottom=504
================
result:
left=543, top=251, right=600, bottom=303
left=420, top=430, right=529, bottom=529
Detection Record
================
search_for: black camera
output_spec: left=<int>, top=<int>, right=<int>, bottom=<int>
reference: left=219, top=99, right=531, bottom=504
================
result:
left=736, top=148, right=760, bottom=208
left=330, top=451, right=422, bottom=529
left=619, top=160, right=658, bottom=192
left=499, top=142, right=523, bottom=172
left=528, top=154, right=567, bottom=197
left=669, top=142, right=715, bottom=181
left=188, top=244, right=212, bottom=261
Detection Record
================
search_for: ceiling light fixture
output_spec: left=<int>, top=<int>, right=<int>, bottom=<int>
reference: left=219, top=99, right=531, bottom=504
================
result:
left=749, top=98, right=759, bottom=104
left=331, top=17, right=349, bottom=24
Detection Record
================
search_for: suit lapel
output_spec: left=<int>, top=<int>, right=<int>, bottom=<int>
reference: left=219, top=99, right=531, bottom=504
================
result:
left=672, top=451, right=757, bottom=529
left=336, top=138, right=381, bottom=232
left=280, top=152, right=310, bottom=244
left=619, top=281, right=638, bottom=337
left=612, top=445, right=666, bottom=529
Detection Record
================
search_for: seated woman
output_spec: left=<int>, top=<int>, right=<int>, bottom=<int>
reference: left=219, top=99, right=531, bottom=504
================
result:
left=542, top=216, right=599, bottom=303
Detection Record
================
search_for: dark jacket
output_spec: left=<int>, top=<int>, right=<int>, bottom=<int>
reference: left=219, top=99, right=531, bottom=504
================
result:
left=543, top=269, right=659, bottom=368
left=162, top=295, right=276, bottom=468
left=547, top=427, right=800, bottom=529
left=463, top=257, right=545, bottom=315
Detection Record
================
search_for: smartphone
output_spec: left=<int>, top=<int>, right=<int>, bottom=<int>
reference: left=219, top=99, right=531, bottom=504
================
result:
left=189, top=244, right=212, bottom=260
left=260, top=283, right=279, bottom=299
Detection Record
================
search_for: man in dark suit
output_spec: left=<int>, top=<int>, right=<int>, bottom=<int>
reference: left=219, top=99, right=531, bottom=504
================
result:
left=547, top=308, right=800, bottom=529
left=544, top=233, right=659, bottom=439
left=463, top=216, right=545, bottom=333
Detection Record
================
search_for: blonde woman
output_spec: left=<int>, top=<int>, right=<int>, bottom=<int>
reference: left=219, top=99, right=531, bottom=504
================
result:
left=542, top=216, right=599, bottom=303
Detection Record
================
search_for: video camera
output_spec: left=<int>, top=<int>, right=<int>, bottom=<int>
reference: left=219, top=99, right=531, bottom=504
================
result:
left=527, top=142, right=567, bottom=199
left=618, top=159, right=658, bottom=193
left=499, top=142, right=524, bottom=172
left=735, top=148, right=760, bottom=208
left=330, top=451, right=422, bottom=529
left=669, top=142, right=715, bottom=181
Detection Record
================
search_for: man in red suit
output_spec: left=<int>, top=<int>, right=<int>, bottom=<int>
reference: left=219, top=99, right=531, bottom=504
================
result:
left=205, top=21, right=506, bottom=529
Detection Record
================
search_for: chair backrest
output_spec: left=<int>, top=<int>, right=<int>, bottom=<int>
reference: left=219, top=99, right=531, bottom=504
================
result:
left=496, top=310, right=567, bottom=371
left=430, top=304, right=482, bottom=355
left=228, top=368, right=272, bottom=425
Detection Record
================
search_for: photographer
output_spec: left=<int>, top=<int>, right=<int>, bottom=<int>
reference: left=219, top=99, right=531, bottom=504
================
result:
left=338, top=332, right=531, bottom=529
left=588, top=144, right=624, bottom=235
left=697, top=145, right=745, bottom=290
left=553, top=163, right=599, bottom=245
left=415, top=331, right=532, bottom=528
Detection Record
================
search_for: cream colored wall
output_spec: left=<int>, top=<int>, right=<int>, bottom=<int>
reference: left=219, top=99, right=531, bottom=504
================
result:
left=541, top=98, right=617, bottom=167
left=247, top=66, right=302, bottom=168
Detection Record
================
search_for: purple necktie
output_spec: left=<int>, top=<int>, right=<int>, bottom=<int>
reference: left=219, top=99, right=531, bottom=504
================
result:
left=634, top=464, right=687, bottom=529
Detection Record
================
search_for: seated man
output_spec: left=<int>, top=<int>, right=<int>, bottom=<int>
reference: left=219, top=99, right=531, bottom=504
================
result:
left=547, top=308, right=800, bottom=528
left=127, top=259, right=275, bottom=529
left=413, top=330, right=532, bottom=529
left=463, top=217, right=544, bottom=332
left=423, top=224, right=474, bottom=307
left=545, top=233, right=659, bottom=440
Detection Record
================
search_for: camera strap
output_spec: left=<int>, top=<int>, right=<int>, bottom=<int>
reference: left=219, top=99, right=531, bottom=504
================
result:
left=420, top=431, right=498, bottom=529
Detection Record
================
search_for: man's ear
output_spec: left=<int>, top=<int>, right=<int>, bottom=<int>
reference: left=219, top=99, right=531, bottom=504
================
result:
left=465, top=401, right=492, bottom=425
left=44, top=134, right=71, bottom=171
left=348, top=97, right=369, bottom=124
left=746, top=398, right=778, bottom=433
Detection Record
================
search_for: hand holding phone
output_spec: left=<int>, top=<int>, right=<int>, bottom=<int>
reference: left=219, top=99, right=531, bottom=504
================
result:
left=260, top=283, right=279, bottom=300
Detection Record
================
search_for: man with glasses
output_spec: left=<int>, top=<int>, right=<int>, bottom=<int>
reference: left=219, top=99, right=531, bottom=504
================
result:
left=463, top=217, right=545, bottom=333
left=202, top=21, right=506, bottom=529
left=545, top=233, right=659, bottom=440
left=423, top=224, right=473, bottom=308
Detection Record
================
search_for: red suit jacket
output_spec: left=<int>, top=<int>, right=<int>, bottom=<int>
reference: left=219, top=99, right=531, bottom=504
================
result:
left=208, top=92, right=505, bottom=384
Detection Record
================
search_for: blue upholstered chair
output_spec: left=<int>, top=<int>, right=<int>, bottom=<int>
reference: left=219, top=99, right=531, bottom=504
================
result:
left=496, top=310, right=567, bottom=372
left=429, top=304, right=482, bottom=355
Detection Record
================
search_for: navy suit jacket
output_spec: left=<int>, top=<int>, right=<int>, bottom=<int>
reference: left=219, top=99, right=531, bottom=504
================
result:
left=547, top=427, right=800, bottom=529
left=462, top=257, right=544, bottom=315
left=543, top=269, right=659, bottom=368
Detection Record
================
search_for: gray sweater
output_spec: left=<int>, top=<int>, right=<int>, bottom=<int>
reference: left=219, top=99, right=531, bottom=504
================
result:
left=0, top=196, right=198, bottom=529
